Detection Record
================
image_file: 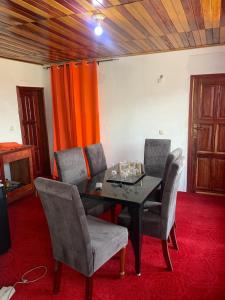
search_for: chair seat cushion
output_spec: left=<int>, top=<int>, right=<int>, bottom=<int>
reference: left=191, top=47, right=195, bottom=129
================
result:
left=118, top=208, right=161, bottom=239
left=82, top=197, right=114, bottom=217
left=143, top=201, right=162, bottom=215
left=87, top=215, right=128, bottom=273
left=143, top=187, right=161, bottom=205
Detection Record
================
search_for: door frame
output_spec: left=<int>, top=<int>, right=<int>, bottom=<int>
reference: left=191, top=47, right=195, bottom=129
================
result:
left=187, top=73, right=225, bottom=193
left=16, top=86, right=51, bottom=176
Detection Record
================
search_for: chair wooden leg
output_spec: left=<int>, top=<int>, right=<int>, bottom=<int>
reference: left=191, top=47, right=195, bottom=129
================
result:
left=161, top=240, right=173, bottom=271
left=170, top=225, right=179, bottom=250
left=85, top=276, right=93, bottom=300
left=119, top=247, right=126, bottom=277
left=53, top=260, right=62, bottom=294
left=110, top=206, right=116, bottom=223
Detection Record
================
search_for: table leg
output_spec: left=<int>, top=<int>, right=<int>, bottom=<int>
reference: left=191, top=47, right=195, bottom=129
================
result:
left=128, top=204, right=143, bottom=276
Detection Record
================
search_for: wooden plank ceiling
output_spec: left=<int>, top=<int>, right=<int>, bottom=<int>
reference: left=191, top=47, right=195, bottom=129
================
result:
left=0, top=0, right=224, bottom=65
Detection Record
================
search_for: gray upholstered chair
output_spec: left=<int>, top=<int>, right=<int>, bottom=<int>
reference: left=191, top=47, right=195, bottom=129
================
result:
left=85, top=143, right=107, bottom=177
left=34, top=178, right=128, bottom=300
left=54, top=147, right=87, bottom=185
left=85, top=143, right=116, bottom=221
left=118, top=157, right=184, bottom=271
left=144, top=148, right=183, bottom=210
left=54, top=147, right=112, bottom=217
left=144, top=139, right=171, bottom=178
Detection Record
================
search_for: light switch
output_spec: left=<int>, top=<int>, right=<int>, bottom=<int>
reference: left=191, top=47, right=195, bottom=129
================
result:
left=9, top=126, right=14, bottom=131
left=159, top=129, right=164, bottom=135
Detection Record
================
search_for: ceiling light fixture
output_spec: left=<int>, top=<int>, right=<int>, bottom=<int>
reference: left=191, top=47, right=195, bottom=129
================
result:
left=92, top=0, right=103, bottom=6
left=94, top=24, right=103, bottom=36
left=93, top=13, right=105, bottom=36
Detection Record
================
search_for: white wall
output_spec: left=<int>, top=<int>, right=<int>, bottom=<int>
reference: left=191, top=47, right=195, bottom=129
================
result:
left=2, top=46, right=225, bottom=187
left=98, top=45, right=225, bottom=190
left=42, top=69, right=53, bottom=167
left=0, top=58, right=53, bottom=168
left=0, top=58, right=49, bottom=143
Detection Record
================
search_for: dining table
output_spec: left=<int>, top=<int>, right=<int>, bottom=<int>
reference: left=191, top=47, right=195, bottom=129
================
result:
left=77, top=166, right=162, bottom=275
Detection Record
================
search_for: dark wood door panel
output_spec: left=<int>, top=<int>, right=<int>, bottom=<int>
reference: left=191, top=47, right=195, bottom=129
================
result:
left=198, top=83, right=216, bottom=120
left=196, top=157, right=211, bottom=191
left=215, top=125, right=225, bottom=153
left=196, top=125, right=214, bottom=152
left=20, top=91, right=42, bottom=175
left=17, top=87, right=50, bottom=177
left=212, top=158, right=225, bottom=192
left=188, top=74, right=225, bottom=195
left=217, top=85, right=225, bottom=119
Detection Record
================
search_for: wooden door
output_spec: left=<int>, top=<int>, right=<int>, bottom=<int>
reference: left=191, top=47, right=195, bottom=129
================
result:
left=188, top=74, right=225, bottom=195
left=17, top=87, right=50, bottom=177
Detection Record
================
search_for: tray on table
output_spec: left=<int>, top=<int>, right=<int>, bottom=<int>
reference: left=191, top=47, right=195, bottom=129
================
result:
left=106, top=172, right=145, bottom=185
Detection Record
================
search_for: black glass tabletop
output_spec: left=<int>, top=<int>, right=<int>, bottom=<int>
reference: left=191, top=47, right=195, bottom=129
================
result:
left=77, top=168, right=162, bottom=205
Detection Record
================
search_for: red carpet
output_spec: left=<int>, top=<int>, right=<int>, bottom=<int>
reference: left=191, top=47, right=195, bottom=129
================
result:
left=1, top=192, right=225, bottom=299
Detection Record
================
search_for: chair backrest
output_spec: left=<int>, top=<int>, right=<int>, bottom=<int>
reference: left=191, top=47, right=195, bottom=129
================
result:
left=85, top=143, right=107, bottom=177
left=34, top=177, right=93, bottom=277
left=162, top=148, right=183, bottom=189
left=54, top=147, right=88, bottom=184
left=144, top=139, right=171, bottom=178
left=160, top=157, right=184, bottom=240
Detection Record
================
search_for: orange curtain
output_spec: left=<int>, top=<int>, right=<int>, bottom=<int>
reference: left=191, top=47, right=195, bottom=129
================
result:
left=51, top=61, right=100, bottom=177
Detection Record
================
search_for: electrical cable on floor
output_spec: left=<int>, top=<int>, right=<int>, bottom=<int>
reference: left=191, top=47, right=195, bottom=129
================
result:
left=0, top=265, right=47, bottom=300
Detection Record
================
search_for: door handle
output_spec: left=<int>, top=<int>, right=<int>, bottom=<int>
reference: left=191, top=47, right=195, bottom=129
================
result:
left=192, top=124, right=200, bottom=138
left=193, top=124, right=202, bottom=129
left=192, top=128, right=197, bottom=138
left=192, top=124, right=203, bottom=138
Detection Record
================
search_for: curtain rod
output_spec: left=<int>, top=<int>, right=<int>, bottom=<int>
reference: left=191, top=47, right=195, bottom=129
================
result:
left=43, top=58, right=118, bottom=69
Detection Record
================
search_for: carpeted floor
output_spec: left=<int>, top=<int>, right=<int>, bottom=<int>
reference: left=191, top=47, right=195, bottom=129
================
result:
left=1, top=192, right=225, bottom=299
